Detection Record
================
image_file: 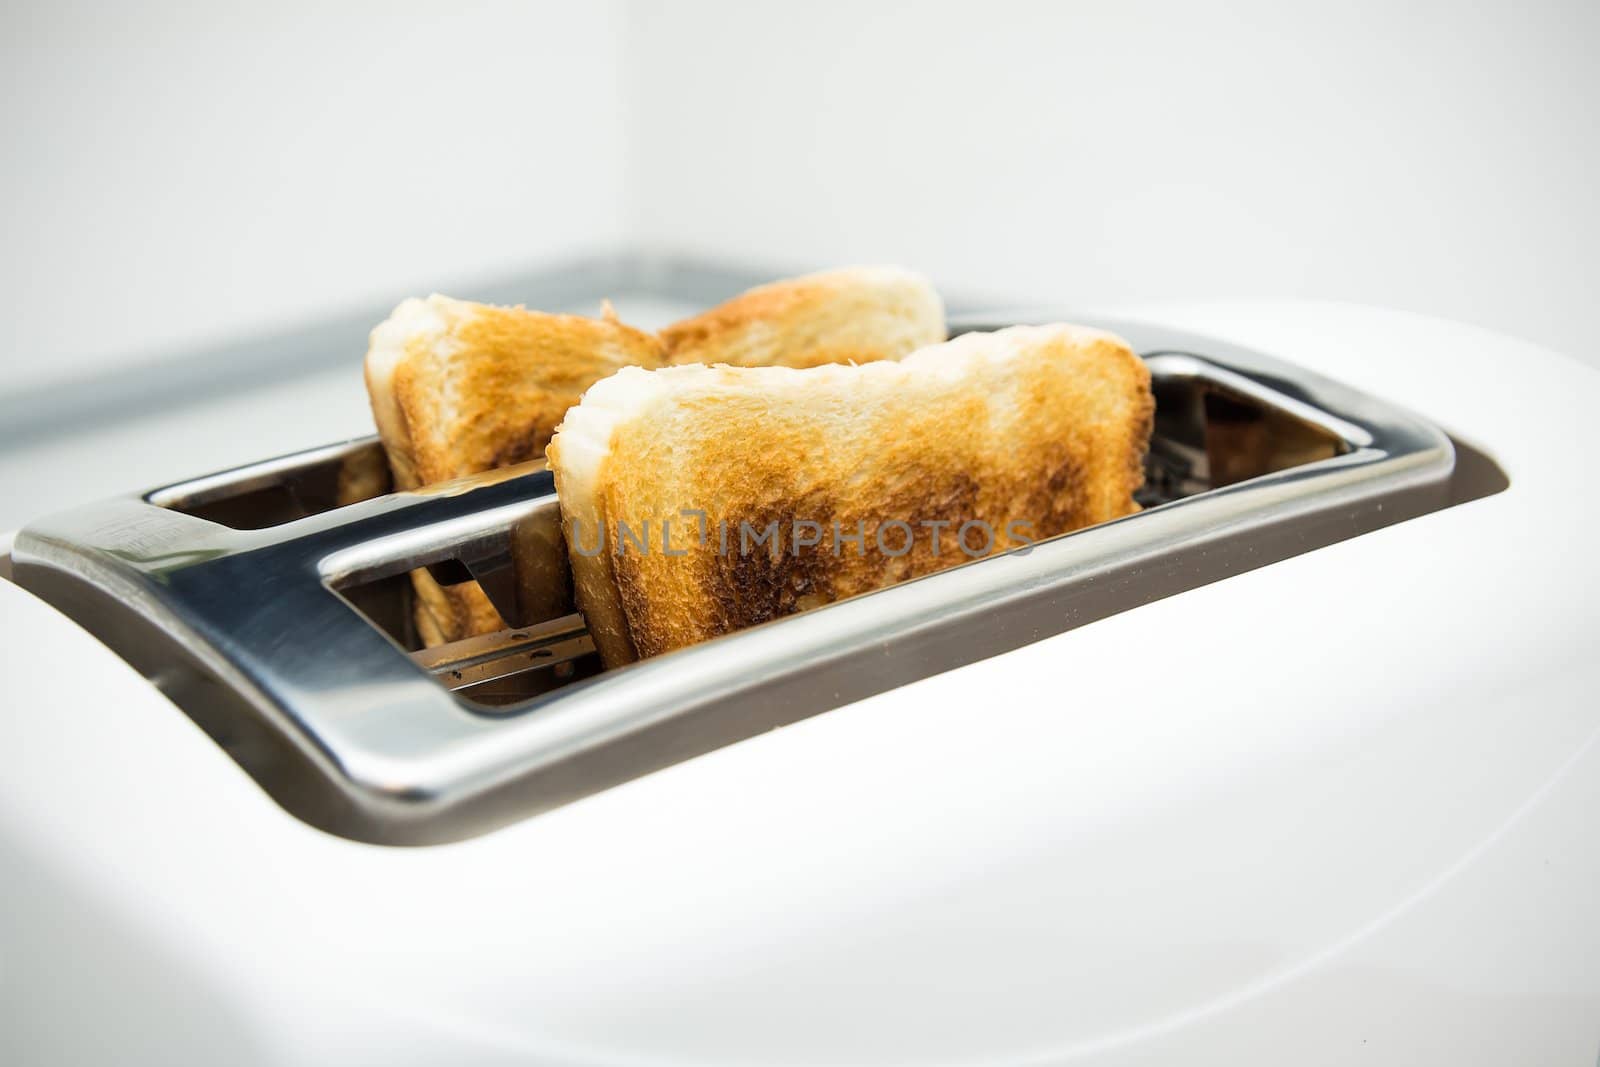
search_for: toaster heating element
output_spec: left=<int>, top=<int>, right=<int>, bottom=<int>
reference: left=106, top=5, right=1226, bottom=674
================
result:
left=10, top=317, right=1474, bottom=844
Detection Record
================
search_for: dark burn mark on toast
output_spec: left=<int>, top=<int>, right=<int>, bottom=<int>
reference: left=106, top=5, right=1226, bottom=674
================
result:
left=708, top=496, right=840, bottom=633
left=487, top=425, right=551, bottom=469
left=703, top=471, right=987, bottom=633
left=611, top=449, right=1123, bottom=658
left=1041, top=451, right=1091, bottom=530
left=871, top=470, right=983, bottom=584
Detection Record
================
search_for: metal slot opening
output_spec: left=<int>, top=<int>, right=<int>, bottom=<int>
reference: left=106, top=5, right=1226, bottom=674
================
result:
left=147, top=439, right=392, bottom=529
left=1140, top=370, right=1347, bottom=504
left=335, top=558, right=602, bottom=709
left=319, top=478, right=590, bottom=708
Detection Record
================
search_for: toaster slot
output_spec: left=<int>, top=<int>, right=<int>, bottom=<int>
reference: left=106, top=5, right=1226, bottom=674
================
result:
left=147, top=438, right=393, bottom=529
left=1139, top=372, right=1349, bottom=505
left=324, top=489, right=585, bottom=706
left=11, top=317, right=1490, bottom=844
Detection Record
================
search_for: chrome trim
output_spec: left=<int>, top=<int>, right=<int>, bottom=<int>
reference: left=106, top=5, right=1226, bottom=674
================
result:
left=11, top=317, right=1456, bottom=844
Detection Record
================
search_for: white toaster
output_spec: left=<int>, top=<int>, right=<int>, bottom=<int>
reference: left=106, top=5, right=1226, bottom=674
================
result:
left=2, top=298, right=1596, bottom=1065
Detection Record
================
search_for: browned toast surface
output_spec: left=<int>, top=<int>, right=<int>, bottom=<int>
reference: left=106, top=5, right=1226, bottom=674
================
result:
left=660, top=266, right=945, bottom=368
left=548, top=324, right=1154, bottom=666
left=367, top=296, right=664, bottom=489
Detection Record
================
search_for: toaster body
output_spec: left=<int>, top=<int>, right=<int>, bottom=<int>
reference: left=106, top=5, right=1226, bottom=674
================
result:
left=1, top=300, right=1596, bottom=1065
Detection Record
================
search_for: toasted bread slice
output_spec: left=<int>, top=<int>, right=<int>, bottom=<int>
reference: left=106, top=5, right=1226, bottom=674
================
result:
left=365, top=294, right=664, bottom=645
left=367, top=294, right=665, bottom=488
left=547, top=324, right=1153, bottom=667
left=659, top=266, right=945, bottom=368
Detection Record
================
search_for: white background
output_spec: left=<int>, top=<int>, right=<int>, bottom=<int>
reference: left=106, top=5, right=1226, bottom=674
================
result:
left=1, top=1, right=631, bottom=394
left=2, top=0, right=1596, bottom=396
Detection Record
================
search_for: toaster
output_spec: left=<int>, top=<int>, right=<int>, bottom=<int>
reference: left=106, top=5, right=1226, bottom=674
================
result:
left=1, top=293, right=1596, bottom=1065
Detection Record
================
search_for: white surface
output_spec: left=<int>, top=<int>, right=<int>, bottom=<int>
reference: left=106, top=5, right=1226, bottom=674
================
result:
left=2, top=303, right=1597, bottom=1065
left=0, top=0, right=630, bottom=394
left=627, top=0, right=1600, bottom=365
left=6, top=0, right=1598, bottom=401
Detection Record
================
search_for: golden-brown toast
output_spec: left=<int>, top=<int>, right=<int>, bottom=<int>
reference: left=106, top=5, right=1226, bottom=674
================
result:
left=660, top=266, right=945, bottom=368
left=547, top=324, right=1154, bottom=667
left=365, top=294, right=665, bottom=645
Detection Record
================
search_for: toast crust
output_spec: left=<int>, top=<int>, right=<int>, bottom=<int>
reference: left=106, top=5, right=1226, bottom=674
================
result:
left=660, top=266, right=945, bottom=369
left=364, top=295, right=664, bottom=645
left=549, top=324, right=1154, bottom=667
left=367, top=295, right=664, bottom=490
